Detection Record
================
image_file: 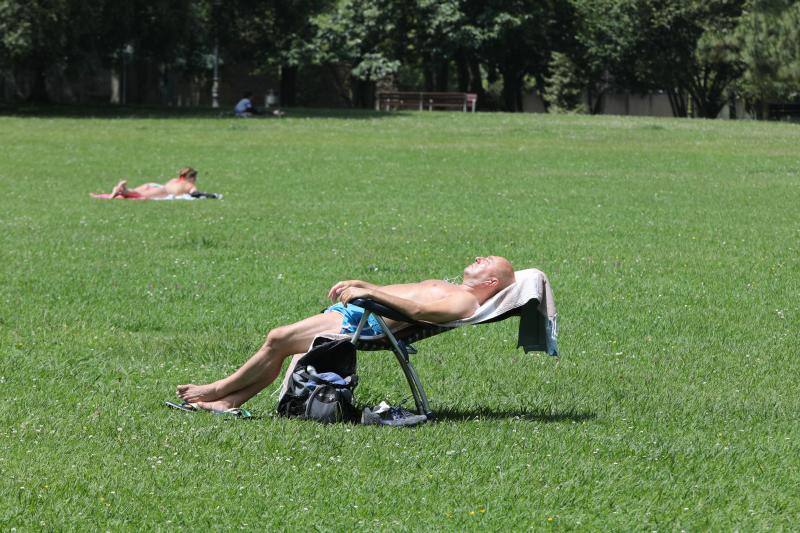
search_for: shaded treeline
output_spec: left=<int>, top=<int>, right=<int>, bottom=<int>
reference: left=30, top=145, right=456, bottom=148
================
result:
left=0, top=0, right=798, bottom=116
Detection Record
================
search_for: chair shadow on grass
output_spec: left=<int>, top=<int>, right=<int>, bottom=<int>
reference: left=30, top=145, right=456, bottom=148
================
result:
left=432, top=406, right=596, bottom=423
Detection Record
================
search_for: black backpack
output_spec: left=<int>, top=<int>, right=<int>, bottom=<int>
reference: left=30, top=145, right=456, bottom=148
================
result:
left=276, top=338, right=359, bottom=423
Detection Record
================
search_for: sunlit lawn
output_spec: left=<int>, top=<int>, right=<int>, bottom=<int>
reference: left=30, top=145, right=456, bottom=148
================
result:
left=1, top=107, right=798, bottom=529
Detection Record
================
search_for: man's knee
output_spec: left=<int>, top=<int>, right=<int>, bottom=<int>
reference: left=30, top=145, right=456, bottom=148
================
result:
left=265, top=326, right=292, bottom=351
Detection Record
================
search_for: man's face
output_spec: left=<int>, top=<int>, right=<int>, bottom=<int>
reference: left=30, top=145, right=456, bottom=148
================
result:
left=463, top=256, right=497, bottom=280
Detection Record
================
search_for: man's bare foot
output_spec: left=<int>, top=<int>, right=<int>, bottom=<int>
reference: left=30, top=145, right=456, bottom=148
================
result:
left=176, top=383, right=222, bottom=403
left=111, top=180, right=128, bottom=198
left=194, top=399, right=240, bottom=412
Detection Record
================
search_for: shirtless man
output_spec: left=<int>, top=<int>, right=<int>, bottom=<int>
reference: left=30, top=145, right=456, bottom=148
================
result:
left=175, top=255, right=515, bottom=412
left=102, top=167, right=198, bottom=199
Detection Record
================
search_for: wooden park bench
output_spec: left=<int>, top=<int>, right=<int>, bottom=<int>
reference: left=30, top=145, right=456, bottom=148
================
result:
left=377, top=92, right=478, bottom=112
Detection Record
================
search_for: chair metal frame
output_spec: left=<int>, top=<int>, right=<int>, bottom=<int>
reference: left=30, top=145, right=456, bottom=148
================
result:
left=347, top=297, right=535, bottom=420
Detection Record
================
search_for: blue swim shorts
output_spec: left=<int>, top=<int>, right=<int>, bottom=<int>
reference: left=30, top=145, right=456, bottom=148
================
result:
left=325, top=303, right=385, bottom=336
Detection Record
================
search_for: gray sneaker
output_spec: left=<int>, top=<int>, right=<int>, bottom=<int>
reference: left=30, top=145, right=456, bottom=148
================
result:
left=361, top=405, right=428, bottom=427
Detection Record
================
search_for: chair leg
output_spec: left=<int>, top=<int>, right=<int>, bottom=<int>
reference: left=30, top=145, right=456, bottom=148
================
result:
left=372, top=316, right=434, bottom=418
left=393, top=347, right=434, bottom=419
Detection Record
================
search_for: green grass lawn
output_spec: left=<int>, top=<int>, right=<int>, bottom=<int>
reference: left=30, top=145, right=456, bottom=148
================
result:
left=1, top=107, right=798, bottom=529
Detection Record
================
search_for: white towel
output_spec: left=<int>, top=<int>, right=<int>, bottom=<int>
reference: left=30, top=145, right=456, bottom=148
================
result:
left=441, top=268, right=558, bottom=355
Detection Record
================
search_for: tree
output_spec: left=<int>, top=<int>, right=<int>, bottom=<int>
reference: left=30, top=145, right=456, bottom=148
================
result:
left=473, top=0, right=565, bottom=112
left=404, top=0, right=467, bottom=92
left=567, top=0, right=745, bottom=118
left=0, top=0, right=212, bottom=103
left=736, top=0, right=800, bottom=115
left=108, top=1, right=212, bottom=104
left=228, top=0, right=332, bottom=107
left=568, top=0, right=642, bottom=113
left=542, top=51, right=586, bottom=112
left=630, top=0, right=745, bottom=118
left=311, top=0, right=402, bottom=107
left=0, top=0, right=82, bottom=102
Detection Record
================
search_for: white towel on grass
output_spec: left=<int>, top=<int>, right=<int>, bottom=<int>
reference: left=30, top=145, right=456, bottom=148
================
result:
left=150, top=193, right=223, bottom=200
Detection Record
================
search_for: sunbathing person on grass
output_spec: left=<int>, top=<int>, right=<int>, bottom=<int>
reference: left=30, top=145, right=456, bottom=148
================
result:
left=175, top=256, right=515, bottom=413
left=94, top=167, right=198, bottom=199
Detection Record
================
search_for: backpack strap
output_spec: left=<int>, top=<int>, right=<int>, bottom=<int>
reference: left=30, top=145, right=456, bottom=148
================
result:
left=296, top=370, right=358, bottom=389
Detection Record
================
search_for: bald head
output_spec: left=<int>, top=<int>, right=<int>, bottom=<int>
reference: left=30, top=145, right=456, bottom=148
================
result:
left=462, top=255, right=515, bottom=301
left=492, top=256, right=515, bottom=293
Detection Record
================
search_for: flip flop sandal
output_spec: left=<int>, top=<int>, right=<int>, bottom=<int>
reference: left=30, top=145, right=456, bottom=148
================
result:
left=213, top=407, right=253, bottom=419
left=164, top=400, right=199, bottom=412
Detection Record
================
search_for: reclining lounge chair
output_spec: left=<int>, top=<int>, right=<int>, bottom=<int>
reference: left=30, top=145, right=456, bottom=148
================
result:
left=319, top=268, right=559, bottom=420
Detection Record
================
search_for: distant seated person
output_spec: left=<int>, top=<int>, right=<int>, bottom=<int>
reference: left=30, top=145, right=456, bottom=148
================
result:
left=97, top=167, right=199, bottom=199
left=234, top=91, right=260, bottom=117
left=234, top=91, right=285, bottom=117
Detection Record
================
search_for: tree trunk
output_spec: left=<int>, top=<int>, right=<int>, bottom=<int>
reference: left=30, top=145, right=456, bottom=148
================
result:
left=467, top=57, right=487, bottom=110
left=351, top=78, right=375, bottom=108
left=728, top=95, right=737, bottom=120
left=280, top=65, right=297, bottom=107
left=590, top=87, right=606, bottom=114
left=467, top=58, right=484, bottom=96
left=134, top=60, right=154, bottom=104
left=501, top=68, right=520, bottom=112
left=535, top=73, right=549, bottom=112
left=422, top=52, right=434, bottom=92
left=666, top=88, right=687, bottom=117
left=27, top=60, right=50, bottom=103
left=327, top=65, right=352, bottom=106
left=455, top=50, right=469, bottom=92
left=110, top=67, right=121, bottom=104
left=435, top=60, right=449, bottom=92
left=696, top=98, right=724, bottom=119
left=690, top=82, right=726, bottom=119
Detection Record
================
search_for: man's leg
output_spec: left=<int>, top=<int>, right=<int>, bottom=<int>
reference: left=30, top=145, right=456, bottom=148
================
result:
left=176, top=311, right=342, bottom=403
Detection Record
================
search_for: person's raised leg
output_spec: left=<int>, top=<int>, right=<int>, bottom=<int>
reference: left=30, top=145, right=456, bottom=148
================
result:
left=176, top=311, right=342, bottom=403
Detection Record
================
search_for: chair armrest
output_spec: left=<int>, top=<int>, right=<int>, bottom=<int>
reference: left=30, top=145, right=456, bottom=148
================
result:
left=349, top=298, right=421, bottom=324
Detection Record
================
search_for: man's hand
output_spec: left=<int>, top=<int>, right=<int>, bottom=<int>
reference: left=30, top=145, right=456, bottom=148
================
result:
left=337, top=286, right=373, bottom=306
left=327, top=280, right=375, bottom=302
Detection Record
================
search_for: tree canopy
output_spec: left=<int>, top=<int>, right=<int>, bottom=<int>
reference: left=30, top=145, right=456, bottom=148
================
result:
left=0, top=0, right=797, bottom=116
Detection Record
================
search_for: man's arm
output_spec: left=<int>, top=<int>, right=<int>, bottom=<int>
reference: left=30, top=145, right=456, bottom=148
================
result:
left=337, top=286, right=478, bottom=324
left=327, top=280, right=379, bottom=302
